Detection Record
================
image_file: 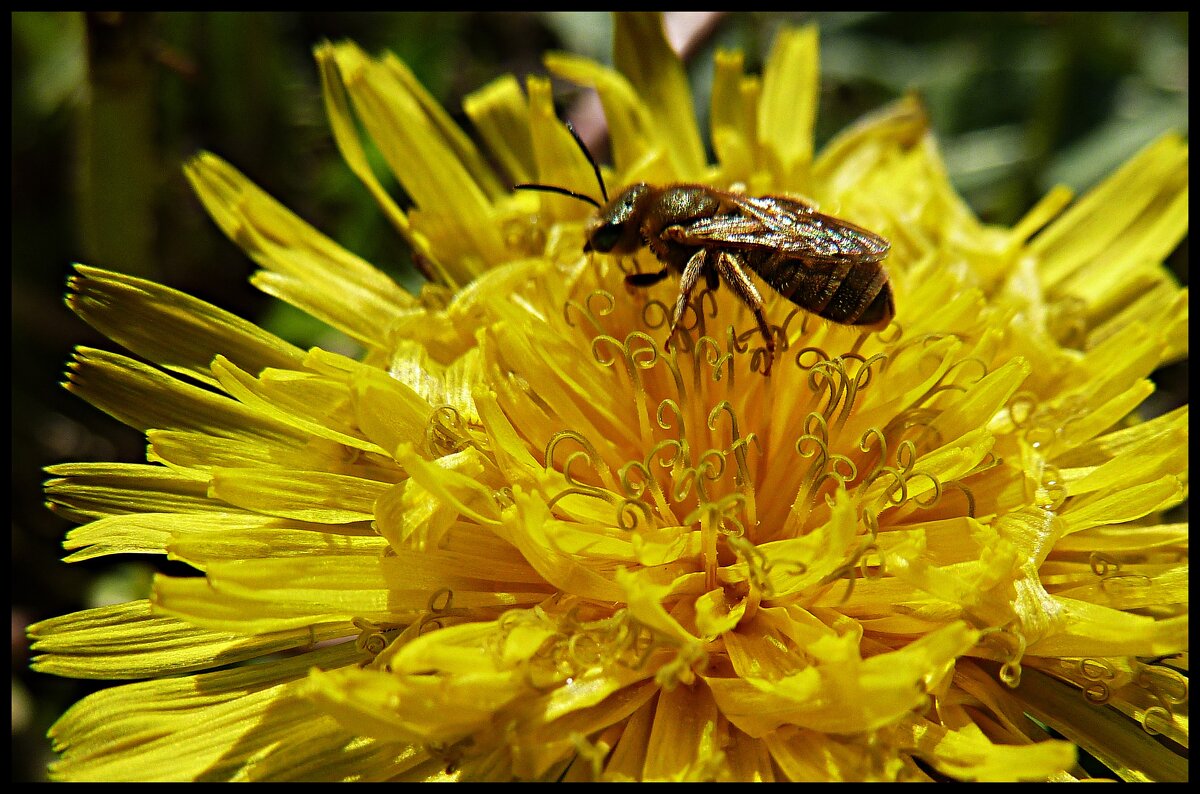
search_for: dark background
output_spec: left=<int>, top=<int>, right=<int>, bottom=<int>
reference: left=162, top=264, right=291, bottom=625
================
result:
left=11, top=12, right=1188, bottom=781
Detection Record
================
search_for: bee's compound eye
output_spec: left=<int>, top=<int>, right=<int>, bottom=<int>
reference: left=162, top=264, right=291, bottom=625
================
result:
left=589, top=222, right=622, bottom=253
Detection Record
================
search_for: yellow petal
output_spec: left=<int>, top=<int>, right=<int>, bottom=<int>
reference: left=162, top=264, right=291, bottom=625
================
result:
left=709, top=48, right=755, bottom=183
left=896, top=717, right=1076, bottom=782
left=463, top=74, right=535, bottom=185
left=1030, top=134, right=1187, bottom=290
left=612, top=12, right=705, bottom=179
left=45, top=462, right=215, bottom=521
left=1027, top=597, right=1187, bottom=658
left=544, top=52, right=658, bottom=179
left=642, top=681, right=723, bottom=780
left=322, top=42, right=507, bottom=283
left=757, top=26, right=818, bottom=190
left=66, top=265, right=305, bottom=386
left=526, top=75, right=604, bottom=223
left=28, top=599, right=348, bottom=679
left=185, top=151, right=418, bottom=344
left=1002, top=666, right=1188, bottom=782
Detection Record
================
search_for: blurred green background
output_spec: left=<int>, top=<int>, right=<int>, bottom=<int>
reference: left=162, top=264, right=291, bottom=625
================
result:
left=11, top=12, right=1188, bottom=781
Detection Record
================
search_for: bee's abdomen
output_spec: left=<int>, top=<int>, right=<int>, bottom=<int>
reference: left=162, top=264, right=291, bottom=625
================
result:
left=749, top=251, right=894, bottom=327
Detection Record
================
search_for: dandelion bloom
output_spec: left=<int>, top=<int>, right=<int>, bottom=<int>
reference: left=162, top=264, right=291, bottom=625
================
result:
left=32, top=15, right=1188, bottom=782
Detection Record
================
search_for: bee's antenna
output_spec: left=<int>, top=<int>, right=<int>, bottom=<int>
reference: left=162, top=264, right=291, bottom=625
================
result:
left=513, top=183, right=602, bottom=209
left=564, top=120, right=608, bottom=203
left=512, top=118, right=610, bottom=208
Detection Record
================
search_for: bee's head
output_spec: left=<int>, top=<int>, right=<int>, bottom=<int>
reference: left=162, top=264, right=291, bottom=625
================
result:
left=585, top=183, right=652, bottom=254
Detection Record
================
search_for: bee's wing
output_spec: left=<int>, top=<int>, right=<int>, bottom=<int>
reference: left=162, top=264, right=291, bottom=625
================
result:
left=672, top=213, right=793, bottom=248
left=677, top=194, right=889, bottom=263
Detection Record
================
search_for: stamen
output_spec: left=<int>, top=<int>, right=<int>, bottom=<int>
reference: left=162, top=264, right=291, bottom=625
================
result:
left=694, top=335, right=734, bottom=383
left=1090, top=552, right=1154, bottom=595
left=888, top=331, right=958, bottom=365
left=846, top=328, right=872, bottom=359
left=728, top=534, right=769, bottom=588
left=999, top=633, right=1026, bottom=687
left=862, top=508, right=881, bottom=541
left=881, top=407, right=944, bottom=452
left=688, top=500, right=723, bottom=590
left=792, top=347, right=830, bottom=371
left=671, top=449, right=726, bottom=504
left=424, top=405, right=472, bottom=457
left=773, top=308, right=802, bottom=352
left=638, top=289, right=718, bottom=357
left=352, top=616, right=390, bottom=660
left=784, top=412, right=839, bottom=533
left=728, top=325, right=750, bottom=355
left=1078, top=657, right=1115, bottom=704
left=858, top=426, right=889, bottom=473
left=427, top=586, right=455, bottom=613
left=799, top=353, right=886, bottom=427
left=545, top=429, right=588, bottom=470
left=656, top=398, right=687, bottom=437
left=812, top=455, right=858, bottom=495
left=708, top=401, right=761, bottom=528
left=566, top=631, right=604, bottom=666
left=640, top=299, right=672, bottom=332
left=618, top=458, right=655, bottom=499
left=713, top=317, right=770, bottom=374
left=731, top=527, right=811, bottom=601
left=923, top=355, right=990, bottom=399
left=592, top=331, right=659, bottom=450
left=546, top=486, right=616, bottom=514
left=906, top=471, right=943, bottom=508
left=840, top=353, right=887, bottom=427
left=590, top=333, right=624, bottom=368
left=935, top=480, right=977, bottom=518
left=894, top=438, right=918, bottom=472
left=1134, top=662, right=1188, bottom=737
left=619, top=447, right=678, bottom=525
left=564, top=289, right=616, bottom=335
left=603, top=331, right=660, bottom=379
left=418, top=586, right=468, bottom=635
left=648, top=437, right=685, bottom=470
left=692, top=289, right=720, bottom=339
left=749, top=346, right=771, bottom=375
left=825, top=539, right=882, bottom=605
left=545, top=429, right=613, bottom=491
left=658, top=346, right=688, bottom=403
left=538, top=607, right=644, bottom=674
left=709, top=493, right=748, bottom=538
left=616, top=497, right=654, bottom=531
left=561, top=449, right=605, bottom=492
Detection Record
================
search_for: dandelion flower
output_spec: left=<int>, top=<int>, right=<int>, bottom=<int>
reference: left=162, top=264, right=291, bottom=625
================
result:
left=32, top=14, right=1187, bottom=782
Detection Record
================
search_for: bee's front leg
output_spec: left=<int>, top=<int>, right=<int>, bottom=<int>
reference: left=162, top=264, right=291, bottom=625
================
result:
left=665, top=249, right=707, bottom=352
left=705, top=266, right=719, bottom=291
left=624, top=268, right=669, bottom=288
left=714, top=251, right=775, bottom=376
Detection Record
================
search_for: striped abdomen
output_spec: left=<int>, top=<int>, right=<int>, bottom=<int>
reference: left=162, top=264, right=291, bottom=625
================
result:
left=743, top=249, right=894, bottom=327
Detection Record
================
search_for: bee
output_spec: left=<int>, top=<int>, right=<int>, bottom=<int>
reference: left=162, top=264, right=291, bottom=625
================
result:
left=516, top=123, right=893, bottom=375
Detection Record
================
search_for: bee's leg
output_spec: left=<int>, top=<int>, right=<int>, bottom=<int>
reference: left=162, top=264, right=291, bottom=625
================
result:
left=705, top=267, right=719, bottom=291
left=665, top=249, right=707, bottom=351
left=714, top=251, right=775, bottom=376
left=625, top=268, right=669, bottom=288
